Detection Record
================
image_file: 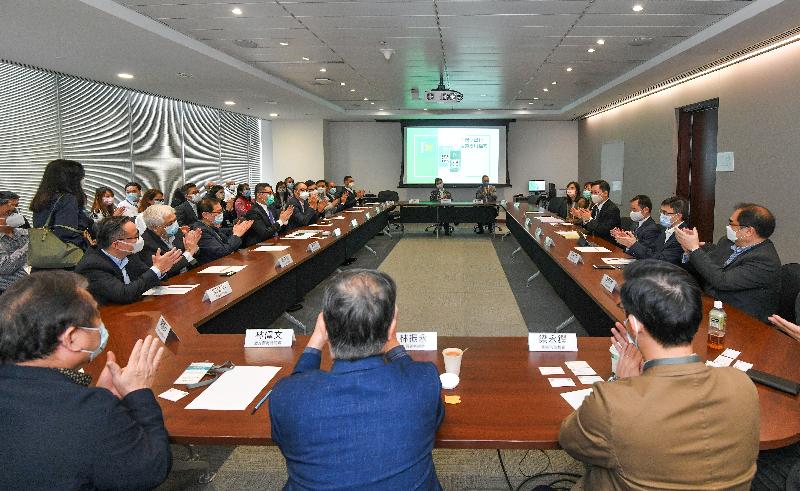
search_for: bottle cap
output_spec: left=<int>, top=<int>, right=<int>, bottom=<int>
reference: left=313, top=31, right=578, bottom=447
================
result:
left=714, top=300, right=723, bottom=309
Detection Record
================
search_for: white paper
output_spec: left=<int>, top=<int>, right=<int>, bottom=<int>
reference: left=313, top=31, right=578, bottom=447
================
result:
left=556, top=231, right=580, bottom=239
left=549, top=378, right=576, bottom=388
left=538, top=217, right=564, bottom=223
left=283, top=235, right=321, bottom=240
left=186, top=366, right=281, bottom=411
left=344, top=210, right=362, bottom=213
left=713, top=354, right=735, bottom=367
left=602, top=258, right=635, bottom=266
left=308, top=223, right=331, bottom=227
left=578, top=376, right=604, bottom=385
left=143, top=284, right=199, bottom=296
left=561, top=388, right=594, bottom=410
left=158, top=388, right=189, bottom=402
left=332, top=216, right=346, bottom=220
left=539, top=367, right=565, bottom=375
left=575, top=247, right=612, bottom=253
left=198, top=265, right=247, bottom=274
left=253, top=245, right=290, bottom=252
left=705, top=360, right=720, bottom=368
left=565, top=361, right=596, bottom=376
left=174, top=362, right=214, bottom=385
left=733, top=360, right=753, bottom=372
left=529, top=333, right=578, bottom=352
left=721, top=348, right=741, bottom=360
left=397, top=332, right=437, bottom=351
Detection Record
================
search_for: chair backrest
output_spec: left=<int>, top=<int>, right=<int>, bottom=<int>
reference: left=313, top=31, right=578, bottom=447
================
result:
left=377, top=190, right=399, bottom=202
left=779, top=263, right=800, bottom=323
left=620, top=216, right=633, bottom=232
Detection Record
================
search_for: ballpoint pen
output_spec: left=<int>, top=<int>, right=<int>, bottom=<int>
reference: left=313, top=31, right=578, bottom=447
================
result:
left=250, top=389, right=272, bottom=415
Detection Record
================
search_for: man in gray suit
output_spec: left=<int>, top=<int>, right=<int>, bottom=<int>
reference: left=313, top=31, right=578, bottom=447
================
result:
left=676, top=203, right=781, bottom=322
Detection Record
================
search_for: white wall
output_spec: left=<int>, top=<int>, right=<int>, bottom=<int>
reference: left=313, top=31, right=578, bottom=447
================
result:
left=260, top=119, right=274, bottom=184
left=506, top=121, right=579, bottom=201
left=271, top=119, right=325, bottom=184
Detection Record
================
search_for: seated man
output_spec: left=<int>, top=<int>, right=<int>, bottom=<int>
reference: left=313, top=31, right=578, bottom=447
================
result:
left=336, top=175, right=359, bottom=210
left=610, top=194, right=661, bottom=252
left=474, top=174, right=497, bottom=234
left=174, top=182, right=201, bottom=226
left=0, top=272, right=171, bottom=490
left=572, top=179, right=621, bottom=243
left=676, top=203, right=781, bottom=321
left=270, top=269, right=444, bottom=490
left=192, top=198, right=252, bottom=265
left=242, top=183, right=293, bottom=247
left=287, top=182, right=325, bottom=230
left=75, top=216, right=182, bottom=305
left=430, top=177, right=453, bottom=236
left=0, top=191, right=29, bottom=294
left=139, top=204, right=201, bottom=278
left=615, top=196, right=688, bottom=264
left=559, top=259, right=759, bottom=489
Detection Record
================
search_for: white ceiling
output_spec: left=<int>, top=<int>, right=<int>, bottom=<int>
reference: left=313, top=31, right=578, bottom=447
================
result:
left=1, top=0, right=798, bottom=120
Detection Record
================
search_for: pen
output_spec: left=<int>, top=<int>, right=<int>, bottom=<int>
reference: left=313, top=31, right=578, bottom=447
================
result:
left=250, top=389, right=272, bottom=415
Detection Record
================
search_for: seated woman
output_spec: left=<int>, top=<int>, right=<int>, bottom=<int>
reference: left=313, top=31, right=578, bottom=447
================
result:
left=234, top=183, right=253, bottom=217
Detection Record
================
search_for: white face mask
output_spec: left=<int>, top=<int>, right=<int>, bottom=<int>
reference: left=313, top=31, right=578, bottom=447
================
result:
left=115, top=236, right=144, bottom=255
left=4, top=212, right=25, bottom=228
left=726, top=225, right=739, bottom=242
left=190, top=193, right=202, bottom=203
left=590, top=194, right=603, bottom=204
left=102, top=196, right=115, bottom=206
left=299, top=191, right=310, bottom=200
left=629, top=210, right=644, bottom=222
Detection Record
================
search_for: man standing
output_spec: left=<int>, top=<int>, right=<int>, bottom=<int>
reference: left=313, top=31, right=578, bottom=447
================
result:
left=559, top=259, right=759, bottom=489
left=0, top=191, right=29, bottom=294
left=676, top=203, right=781, bottom=321
left=270, top=269, right=444, bottom=490
left=242, top=183, right=293, bottom=247
left=572, top=180, right=621, bottom=243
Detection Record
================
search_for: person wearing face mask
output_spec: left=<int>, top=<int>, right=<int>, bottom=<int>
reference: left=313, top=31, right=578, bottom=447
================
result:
left=572, top=180, right=621, bottom=243
left=0, top=191, right=29, bottom=294
left=287, top=182, right=324, bottom=230
left=74, top=216, right=182, bottom=305
left=89, top=186, right=124, bottom=222
left=274, top=181, right=290, bottom=210
left=116, top=182, right=142, bottom=218
left=0, top=271, right=172, bottom=490
left=224, top=180, right=238, bottom=201
left=429, top=178, right=453, bottom=235
left=474, top=175, right=497, bottom=234
left=234, top=183, right=253, bottom=217
left=207, top=184, right=237, bottom=227
left=559, top=259, right=759, bottom=490
left=192, top=198, right=253, bottom=265
left=616, top=196, right=689, bottom=265
left=285, top=177, right=296, bottom=193
left=337, top=175, right=359, bottom=210
left=242, top=184, right=295, bottom=247
left=139, top=204, right=202, bottom=278
left=610, top=194, right=662, bottom=255
left=175, top=182, right=201, bottom=226
left=134, top=188, right=164, bottom=235
left=550, top=181, right=580, bottom=220
left=676, top=203, right=781, bottom=322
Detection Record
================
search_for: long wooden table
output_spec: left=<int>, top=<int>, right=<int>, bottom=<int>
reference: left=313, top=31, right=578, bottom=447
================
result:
left=89, top=202, right=800, bottom=450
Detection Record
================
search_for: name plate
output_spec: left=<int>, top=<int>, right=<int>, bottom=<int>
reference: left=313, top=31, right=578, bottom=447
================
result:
left=524, top=217, right=532, bottom=228
left=529, top=332, right=578, bottom=352
left=398, top=331, right=437, bottom=351
left=276, top=254, right=294, bottom=268
left=473, top=199, right=483, bottom=204
left=154, top=315, right=179, bottom=344
left=244, top=329, right=294, bottom=348
left=409, top=199, right=420, bottom=204
left=543, top=236, right=555, bottom=249
left=601, top=274, right=618, bottom=293
left=500, top=199, right=507, bottom=206
left=350, top=218, right=358, bottom=228
left=513, top=202, right=520, bottom=209
left=567, top=250, right=583, bottom=265
left=307, top=241, right=321, bottom=253
left=534, top=227, right=543, bottom=241
left=440, top=198, right=452, bottom=204
left=332, top=227, right=342, bottom=237
left=375, top=206, right=381, bottom=214
left=365, top=212, right=371, bottom=220
left=202, top=281, right=232, bottom=303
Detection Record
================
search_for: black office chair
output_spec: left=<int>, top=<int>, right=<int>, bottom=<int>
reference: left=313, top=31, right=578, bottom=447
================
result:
left=377, top=190, right=403, bottom=232
left=778, top=263, right=800, bottom=323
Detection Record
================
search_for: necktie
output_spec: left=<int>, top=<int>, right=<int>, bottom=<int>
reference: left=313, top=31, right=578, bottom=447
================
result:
left=266, top=206, right=275, bottom=224
left=591, top=206, right=598, bottom=219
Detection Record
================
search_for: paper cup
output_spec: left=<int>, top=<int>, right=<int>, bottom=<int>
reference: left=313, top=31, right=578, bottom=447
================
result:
left=439, top=372, right=460, bottom=390
left=442, top=348, right=463, bottom=375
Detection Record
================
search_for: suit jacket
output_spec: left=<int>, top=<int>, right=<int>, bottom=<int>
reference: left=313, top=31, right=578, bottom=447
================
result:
left=429, top=188, right=452, bottom=202
left=475, top=185, right=497, bottom=202
left=75, top=247, right=161, bottom=305
left=286, top=196, right=319, bottom=230
left=0, top=364, right=171, bottom=490
left=584, top=199, right=621, bottom=243
left=688, top=237, right=782, bottom=321
left=174, top=200, right=199, bottom=227
left=138, top=228, right=196, bottom=278
left=242, top=202, right=286, bottom=247
left=625, top=219, right=681, bottom=263
left=270, top=346, right=444, bottom=490
left=192, top=221, right=243, bottom=265
left=559, top=361, right=759, bottom=490
left=337, top=187, right=357, bottom=210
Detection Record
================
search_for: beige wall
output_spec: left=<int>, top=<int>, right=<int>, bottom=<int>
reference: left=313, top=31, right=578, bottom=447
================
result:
left=271, top=119, right=325, bottom=184
left=579, top=40, right=800, bottom=263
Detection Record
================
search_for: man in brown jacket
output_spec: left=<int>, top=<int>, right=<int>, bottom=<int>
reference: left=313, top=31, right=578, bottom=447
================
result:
left=559, top=259, right=759, bottom=490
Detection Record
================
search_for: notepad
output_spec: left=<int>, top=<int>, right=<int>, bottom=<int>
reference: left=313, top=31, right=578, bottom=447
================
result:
left=186, top=366, right=281, bottom=411
left=556, top=231, right=580, bottom=239
left=198, top=265, right=247, bottom=274
left=602, top=257, right=635, bottom=266
left=253, top=245, right=290, bottom=252
left=538, top=217, right=564, bottom=223
left=575, top=247, right=612, bottom=253
left=142, top=284, right=199, bottom=296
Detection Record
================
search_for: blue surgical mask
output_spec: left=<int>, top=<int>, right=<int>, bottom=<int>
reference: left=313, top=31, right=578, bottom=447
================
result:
left=165, top=221, right=180, bottom=237
left=659, top=214, right=673, bottom=228
left=79, top=323, right=109, bottom=362
left=213, top=213, right=224, bottom=226
left=266, top=194, right=275, bottom=205
left=483, top=182, right=490, bottom=186
left=287, top=182, right=295, bottom=190
left=127, top=193, right=140, bottom=203
left=329, top=187, right=337, bottom=194
left=243, top=190, right=251, bottom=198
left=582, top=190, right=591, bottom=199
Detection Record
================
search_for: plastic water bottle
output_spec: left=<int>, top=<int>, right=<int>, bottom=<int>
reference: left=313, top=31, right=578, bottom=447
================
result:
left=707, top=301, right=727, bottom=350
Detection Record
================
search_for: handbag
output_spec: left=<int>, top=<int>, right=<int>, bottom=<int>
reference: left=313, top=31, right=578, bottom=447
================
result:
left=28, top=195, right=85, bottom=269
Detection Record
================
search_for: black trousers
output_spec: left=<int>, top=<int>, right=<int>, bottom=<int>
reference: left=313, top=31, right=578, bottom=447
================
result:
left=752, top=443, right=800, bottom=490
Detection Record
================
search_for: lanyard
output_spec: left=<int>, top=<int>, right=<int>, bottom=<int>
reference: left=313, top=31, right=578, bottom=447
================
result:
left=643, top=354, right=701, bottom=371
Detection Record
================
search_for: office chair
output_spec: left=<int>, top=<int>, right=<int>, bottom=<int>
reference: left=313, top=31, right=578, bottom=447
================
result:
left=779, top=263, right=800, bottom=323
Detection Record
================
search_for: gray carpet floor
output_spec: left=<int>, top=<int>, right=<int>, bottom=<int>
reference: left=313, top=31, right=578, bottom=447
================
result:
left=158, top=222, right=587, bottom=490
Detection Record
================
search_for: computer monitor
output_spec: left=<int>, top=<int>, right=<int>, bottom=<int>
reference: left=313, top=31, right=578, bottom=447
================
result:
left=528, top=180, right=547, bottom=193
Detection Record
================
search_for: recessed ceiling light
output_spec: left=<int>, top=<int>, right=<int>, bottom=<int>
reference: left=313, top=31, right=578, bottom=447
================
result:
left=566, top=67, right=573, bottom=72
left=117, top=73, right=134, bottom=79
left=231, top=7, right=243, bottom=15
left=269, top=113, right=278, bottom=118
left=552, top=81, right=557, bottom=85
left=319, top=67, right=326, bottom=72
left=528, top=102, right=534, bottom=105
left=349, top=88, right=356, bottom=92
left=224, top=101, right=236, bottom=105
left=379, top=108, right=384, bottom=111
left=534, top=97, right=539, bottom=100
left=423, top=108, right=428, bottom=111
left=370, top=102, right=375, bottom=105
left=340, top=82, right=346, bottom=86
left=588, top=48, right=596, bottom=53
left=280, top=42, right=289, bottom=46
left=363, top=97, right=369, bottom=101
left=632, top=4, right=644, bottom=12
left=301, top=56, right=310, bottom=61
left=543, top=88, right=549, bottom=92
left=480, top=94, right=487, bottom=97
left=597, top=39, right=605, bottom=45
left=477, top=109, right=482, bottom=111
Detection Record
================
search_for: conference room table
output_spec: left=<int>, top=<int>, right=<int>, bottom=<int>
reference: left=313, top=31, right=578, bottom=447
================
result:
left=88, top=202, right=800, bottom=451
left=397, top=200, right=498, bottom=237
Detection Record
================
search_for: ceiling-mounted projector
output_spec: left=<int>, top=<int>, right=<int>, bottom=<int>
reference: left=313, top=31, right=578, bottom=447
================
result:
left=425, top=75, right=463, bottom=104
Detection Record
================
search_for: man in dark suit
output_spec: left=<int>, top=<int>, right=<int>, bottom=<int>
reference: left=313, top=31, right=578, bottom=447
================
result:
left=174, top=183, right=200, bottom=226
left=677, top=203, right=782, bottom=322
left=192, top=198, right=252, bottom=265
left=0, top=272, right=171, bottom=490
left=613, top=195, right=686, bottom=263
left=270, top=269, right=444, bottom=489
left=287, top=182, right=325, bottom=230
left=573, top=180, right=621, bottom=243
left=138, top=204, right=201, bottom=277
left=336, top=175, right=358, bottom=210
left=75, top=216, right=183, bottom=305
left=242, top=183, right=294, bottom=247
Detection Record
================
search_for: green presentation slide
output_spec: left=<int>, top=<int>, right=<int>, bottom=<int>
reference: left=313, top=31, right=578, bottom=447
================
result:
left=404, top=127, right=501, bottom=185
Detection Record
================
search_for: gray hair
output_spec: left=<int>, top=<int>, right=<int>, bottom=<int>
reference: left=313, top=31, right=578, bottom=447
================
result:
left=322, top=269, right=397, bottom=360
left=142, top=204, right=176, bottom=229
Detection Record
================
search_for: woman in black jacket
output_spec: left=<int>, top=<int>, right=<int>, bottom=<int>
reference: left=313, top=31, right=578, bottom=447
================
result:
left=30, top=159, right=93, bottom=251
